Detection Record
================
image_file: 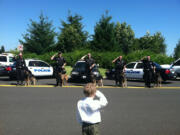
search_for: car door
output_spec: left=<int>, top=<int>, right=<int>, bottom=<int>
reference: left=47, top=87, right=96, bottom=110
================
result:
left=38, top=61, right=53, bottom=76
left=28, top=61, right=53, bottom=76
left=133, top=62, right=144, bottom=79
left=28, top=61, right=40, bottom=76
left=125, top=62, right=136, bottom=79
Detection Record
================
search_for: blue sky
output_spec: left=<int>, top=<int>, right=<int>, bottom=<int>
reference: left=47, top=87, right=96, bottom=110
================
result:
left=0, top=0, right=180, bottom=56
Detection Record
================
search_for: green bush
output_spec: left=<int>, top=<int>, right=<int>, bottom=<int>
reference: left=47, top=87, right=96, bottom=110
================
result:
left=20, top=49, right=174, bottom=69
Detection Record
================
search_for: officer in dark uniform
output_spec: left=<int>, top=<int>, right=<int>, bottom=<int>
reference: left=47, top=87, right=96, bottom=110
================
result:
left=16, top=52, right=26, bottom=85
left=51, top=51, right=66, bottom=86
left=81, top=53, right=95, bottom=82
left=112, top=56, right=126, bottom=86
left=141, top=56, right=155, bottom=88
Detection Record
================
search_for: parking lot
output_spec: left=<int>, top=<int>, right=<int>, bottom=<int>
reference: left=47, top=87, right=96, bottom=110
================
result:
left=0, top=76, right=180, bottom=135
left=0, top=86, right=180, bottom=135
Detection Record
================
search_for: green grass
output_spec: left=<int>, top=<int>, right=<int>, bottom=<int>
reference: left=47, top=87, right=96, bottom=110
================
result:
left=65, top=66, right=73, bottom=76
left=99, top=68, right=106, bottom=78
left=65, top=66, right=106, bottom=78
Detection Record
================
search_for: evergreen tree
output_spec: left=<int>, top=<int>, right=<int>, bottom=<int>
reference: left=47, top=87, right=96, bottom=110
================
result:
left=56, top=12, right=88, bottom=52
left=138, top=32, right=166, bottom=54
left=19, top=13, right=56, bottom=54
left=91, top=11, right=117, bottom=51
left=174, top=40, right=180, bottom=59
left=115, top=22, right=135, bottom=54
left=1, top=45, right=5, bottom=53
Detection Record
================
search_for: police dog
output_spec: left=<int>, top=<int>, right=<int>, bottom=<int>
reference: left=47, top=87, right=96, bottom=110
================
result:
left=121, top=72, right=127, bottom=88
left=153, top=71, right=162, bottom=87
left=93, top=75, right=104, bottom=87
left=24, top=70, right=36, bottom=86
left=58, top=72, right=68, bottom=86
left=116, top=71, right=127, bottom=88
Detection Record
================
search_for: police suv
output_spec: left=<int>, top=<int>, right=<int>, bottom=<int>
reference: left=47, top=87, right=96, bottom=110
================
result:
left=7, top=59, right=53, bottom=79
left=0, top=53, right=15, bottom=66
left=106, top=61, right=172, bottom=81
left=70, top=60, right=101, bottom=82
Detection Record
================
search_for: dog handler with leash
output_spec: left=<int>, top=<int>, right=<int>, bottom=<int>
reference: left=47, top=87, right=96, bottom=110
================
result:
left=112, top=56, right=126, bottom=86
left=15, top=52, right=26, bottom=86
left=141, top=56, right=155, bottom=88
left=81, top=53, right=96, bottom=83
left=51, top=51, right=66, bottom=86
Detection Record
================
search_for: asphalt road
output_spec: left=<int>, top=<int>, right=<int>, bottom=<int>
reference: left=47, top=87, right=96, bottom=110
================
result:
left=0, top=76, right=180, bottom=87
left=0, top=87, right=180, bottom=135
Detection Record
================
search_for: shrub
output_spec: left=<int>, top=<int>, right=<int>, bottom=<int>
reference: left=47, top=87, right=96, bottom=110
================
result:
left=18, top=49, right=174, bottom=69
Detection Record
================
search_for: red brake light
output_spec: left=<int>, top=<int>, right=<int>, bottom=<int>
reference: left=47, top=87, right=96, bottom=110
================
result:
left=6, top=67, right=12, bottom=71
left=165, top=69, right=170, bottom=74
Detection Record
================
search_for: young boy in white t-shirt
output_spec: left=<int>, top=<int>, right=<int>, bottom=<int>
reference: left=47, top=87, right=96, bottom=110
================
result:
left=77, top=83, right=108, bottom=135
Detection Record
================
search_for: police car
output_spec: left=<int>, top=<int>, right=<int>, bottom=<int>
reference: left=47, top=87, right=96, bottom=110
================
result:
left=25, top=59, right=53, bottom=77
left=70, top=60, right=101, bottom=82
left=106, top=61, right=172, bottom=81
left=7, top=59, right=53, bottom=79
left=0, top=53, right=15, bottom=66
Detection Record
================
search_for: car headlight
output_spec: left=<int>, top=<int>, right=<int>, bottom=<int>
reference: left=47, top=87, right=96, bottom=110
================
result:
left=71, top=71, right=79, bottom=75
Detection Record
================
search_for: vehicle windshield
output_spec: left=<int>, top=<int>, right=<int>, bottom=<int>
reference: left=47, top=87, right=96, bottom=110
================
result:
left=74, top=62, right=86, bottom=72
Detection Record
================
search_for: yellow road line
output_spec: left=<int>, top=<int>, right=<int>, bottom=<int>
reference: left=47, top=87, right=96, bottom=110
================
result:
left=0, top=84, right=180, bottom=89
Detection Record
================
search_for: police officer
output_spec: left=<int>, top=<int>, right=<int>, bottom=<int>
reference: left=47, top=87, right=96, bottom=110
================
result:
left=112, top=56, right=126, bottom=86
left=141, top=56, right=155, bottom=88
left=16, top=52, right=26, bottom=85
left=81, top=53, right=95, bottom=82
left=51, top=51, right=66, bottom=86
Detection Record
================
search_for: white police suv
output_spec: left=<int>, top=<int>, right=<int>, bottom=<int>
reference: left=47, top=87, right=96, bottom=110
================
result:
left=25, top=59, right=53, bottom=77
left=7, top=59, right=54, bottom=79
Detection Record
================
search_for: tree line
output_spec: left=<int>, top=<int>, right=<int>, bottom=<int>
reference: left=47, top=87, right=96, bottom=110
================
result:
left=19, top=12, right=169, bottom=54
